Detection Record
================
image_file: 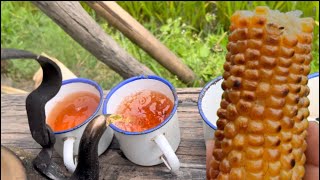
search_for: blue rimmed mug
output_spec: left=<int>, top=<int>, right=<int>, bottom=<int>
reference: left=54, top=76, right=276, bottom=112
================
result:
left=103, top=75, right=181, bottom=172
left=308, top=72, right=319, bottom=122
left=45, top=78, right=114, bottom=172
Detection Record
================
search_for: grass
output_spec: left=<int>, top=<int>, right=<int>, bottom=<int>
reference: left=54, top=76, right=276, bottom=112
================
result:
left=1, top=1, right=122, bottom=89
left=1, top=1, right=319, bottom=90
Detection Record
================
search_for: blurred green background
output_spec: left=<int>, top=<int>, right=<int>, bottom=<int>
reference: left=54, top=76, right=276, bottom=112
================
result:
left=1, top=1, right=319, bottom=90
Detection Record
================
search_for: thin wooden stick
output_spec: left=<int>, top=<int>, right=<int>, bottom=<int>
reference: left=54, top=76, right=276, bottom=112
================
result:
left=86, top=1, right=196, bottom=85
left=1, top=85, right=28, bottom=94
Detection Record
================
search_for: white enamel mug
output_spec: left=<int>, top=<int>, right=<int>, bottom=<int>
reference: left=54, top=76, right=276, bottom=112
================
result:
left=45, top=78, right=114, bottom=172
left=103, top=75, right=181, bottom=172
left=198, top=76, right=223, bottom=142
left=308, top=72, right=319, bottom=122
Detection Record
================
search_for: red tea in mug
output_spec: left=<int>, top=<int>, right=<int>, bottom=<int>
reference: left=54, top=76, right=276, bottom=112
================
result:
left=113, top=90, right=174, bottom=132
left=47, top=91, right=100, bottom=132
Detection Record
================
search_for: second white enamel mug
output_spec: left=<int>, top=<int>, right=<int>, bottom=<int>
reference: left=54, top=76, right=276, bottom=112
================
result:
left=198, top=76, right=223, bottom=142
left=308, top=72, right=319, bottom=122
left=103, top=75, right=181, bottom=172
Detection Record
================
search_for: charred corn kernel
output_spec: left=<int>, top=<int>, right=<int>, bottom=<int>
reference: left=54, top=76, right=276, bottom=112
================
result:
left=265, top=148, right=281, bottom=161
left=247, top=134, right=264, bottom=146
left=228, top=150, right=244, bottom=167
left=250, top=104, right=265, bottom=120
left=246, top=147, right=264, bottom=159
left=268, top=161, right=281, bottom=176
left=221, top=139, right=233, bottom=154
left=233, top=134, right=246, bottom=149
left=208, top=6, right=314, bottom=180
left=280, top=131, right=293, bottom=142
left=230, top=168, right=245, bottom=180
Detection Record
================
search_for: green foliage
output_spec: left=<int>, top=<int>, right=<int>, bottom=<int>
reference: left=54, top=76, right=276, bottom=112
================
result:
left=1, top=1, right=319, bottom=90
left=117, top=1, right=216, bottom=33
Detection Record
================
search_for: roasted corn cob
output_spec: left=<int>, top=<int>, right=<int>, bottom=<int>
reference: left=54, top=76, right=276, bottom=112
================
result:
left=208, top=6, right=314, bottom=180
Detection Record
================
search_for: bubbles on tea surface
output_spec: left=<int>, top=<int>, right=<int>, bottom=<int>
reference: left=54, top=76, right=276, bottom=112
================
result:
left=114, top=90, right=173, bottom=132
left=149, top=102, right=156, bottom=114
left=47, top=92, right=100, bottom=132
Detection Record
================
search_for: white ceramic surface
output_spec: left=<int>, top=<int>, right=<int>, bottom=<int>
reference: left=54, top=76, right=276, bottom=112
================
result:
left=103, top=75, right=181, bottom=172
left=198, top=76, right=223, bottom=142
left=45, top=78, right=114, bottom=172
left=308, top=72, right=319, bottom=121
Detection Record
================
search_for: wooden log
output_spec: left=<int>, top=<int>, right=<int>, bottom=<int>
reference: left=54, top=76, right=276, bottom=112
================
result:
left=1, top=85, right=28, bottom=94
left=32, top=1, right=154, bottom=80
left=86, top=1, right=196, bottom=85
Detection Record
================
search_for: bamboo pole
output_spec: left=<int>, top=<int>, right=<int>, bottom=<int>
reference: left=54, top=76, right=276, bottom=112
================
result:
left=86, top=1, right=196, bottom=85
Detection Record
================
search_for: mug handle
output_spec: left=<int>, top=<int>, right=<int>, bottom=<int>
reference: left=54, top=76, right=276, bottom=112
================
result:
left=153, top=133, right=180, bottom=172
left=63, top=137, right=77, bottom=172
